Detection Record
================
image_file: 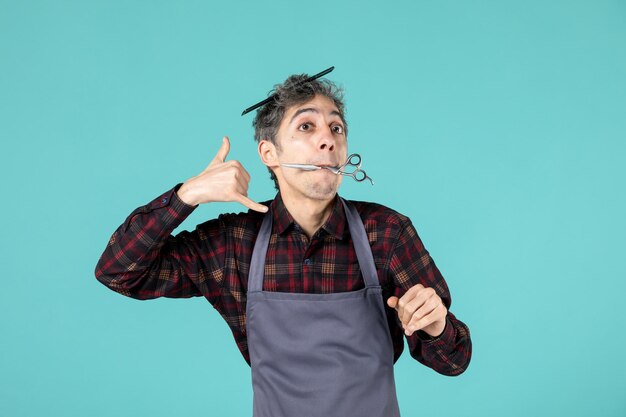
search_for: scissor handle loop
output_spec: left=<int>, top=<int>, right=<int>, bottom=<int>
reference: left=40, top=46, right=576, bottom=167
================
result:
left=352, top=170, right=367, bottom=182
left=346, top=154, right=362, bottom=167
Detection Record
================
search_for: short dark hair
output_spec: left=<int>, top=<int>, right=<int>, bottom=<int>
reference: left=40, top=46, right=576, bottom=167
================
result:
left=252, top=74, right=348, bottom=190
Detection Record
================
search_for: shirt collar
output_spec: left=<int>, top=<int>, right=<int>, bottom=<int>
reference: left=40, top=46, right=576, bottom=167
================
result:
left=270, top=192, right=347, bottom=240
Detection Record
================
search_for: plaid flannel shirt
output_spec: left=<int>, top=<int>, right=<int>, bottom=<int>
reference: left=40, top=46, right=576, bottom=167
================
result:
left=95, top=183, right=472, bottom=375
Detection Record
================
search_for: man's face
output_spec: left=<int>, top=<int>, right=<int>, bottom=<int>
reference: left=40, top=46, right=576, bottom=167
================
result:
left=272, top=94, right=348, bottom=201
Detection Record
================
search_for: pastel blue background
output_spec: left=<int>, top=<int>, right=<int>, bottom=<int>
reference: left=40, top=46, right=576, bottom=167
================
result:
left=1, top=1, right=625, bottom=416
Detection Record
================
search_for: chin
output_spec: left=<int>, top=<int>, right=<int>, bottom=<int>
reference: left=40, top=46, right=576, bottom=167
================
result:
left=279, top=174, right=342, bottom=201
left=305, top=180, right=341, bottom=201
left=306, top=189, right=337, bottom=201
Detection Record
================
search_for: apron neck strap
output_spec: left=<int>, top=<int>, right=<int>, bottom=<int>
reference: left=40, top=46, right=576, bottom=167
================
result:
left=248, top=197, right=380, bottom=292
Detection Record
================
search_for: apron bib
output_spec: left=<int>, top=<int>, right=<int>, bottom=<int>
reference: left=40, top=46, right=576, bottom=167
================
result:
left=246, top=198, right=401, bottom=417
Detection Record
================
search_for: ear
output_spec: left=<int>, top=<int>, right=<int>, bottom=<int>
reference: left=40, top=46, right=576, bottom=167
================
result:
left=258, top=139, right=280, bottom=168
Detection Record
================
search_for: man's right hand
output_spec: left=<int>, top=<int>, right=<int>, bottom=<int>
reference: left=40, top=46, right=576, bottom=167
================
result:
left=177, top=136, right=268, bottom=213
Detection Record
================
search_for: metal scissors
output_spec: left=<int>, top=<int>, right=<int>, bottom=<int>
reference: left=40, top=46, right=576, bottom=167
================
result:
left=281, top=153, right=374, bottom=185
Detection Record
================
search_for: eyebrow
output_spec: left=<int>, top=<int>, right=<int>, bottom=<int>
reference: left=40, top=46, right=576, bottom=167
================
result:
left=289, top=108, right=344, bottom=125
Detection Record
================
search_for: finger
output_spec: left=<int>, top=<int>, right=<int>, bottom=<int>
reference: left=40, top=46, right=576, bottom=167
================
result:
left=234, top=179, right=249, bottom=198
left=230, top=161, right=251, bottom=187
left=394, top=284, right=424, bottom=318
left=404, top=284, right=424, bottom=298
left=387, top=296, right=399, bottom=309
left=407, top=296, right=440, bottom=327
left=397, top=290, right=424, bottom=326
left=233, top=167, right=251, bottom=195
left=228, top=166, right=247, bottom=193
left=213, top=136, right=231, bottom=163
left=400, top=287, right=436, bottom=325
left=406, top=304, right=447, bottom=335
left=238, top=163, right=252, bottom=184
left=235, top=193, right=268, bottom=213
left=394, top=295, right=411, bottom=326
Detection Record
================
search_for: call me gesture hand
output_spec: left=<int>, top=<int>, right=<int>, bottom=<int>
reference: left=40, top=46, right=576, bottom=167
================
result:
left=387, top=284, right=448, bottom=338
left=177, top=136, right=269, bottom=213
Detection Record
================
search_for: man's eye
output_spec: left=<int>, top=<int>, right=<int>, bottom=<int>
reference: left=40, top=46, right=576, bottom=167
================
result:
left=332, top=125, right=344, bottom=134
left=299, top=123, right=311, bottom=131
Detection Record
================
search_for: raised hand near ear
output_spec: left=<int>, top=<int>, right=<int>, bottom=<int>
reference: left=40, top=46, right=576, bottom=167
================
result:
left=177, top=136, right=268, bottom=213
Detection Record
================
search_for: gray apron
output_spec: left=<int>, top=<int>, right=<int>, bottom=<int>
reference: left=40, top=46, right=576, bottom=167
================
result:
left=246, top=198, right=401, bottom=417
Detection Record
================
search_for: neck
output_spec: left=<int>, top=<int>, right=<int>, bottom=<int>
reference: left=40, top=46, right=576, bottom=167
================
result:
left=279, top=191, right=336, bottom=240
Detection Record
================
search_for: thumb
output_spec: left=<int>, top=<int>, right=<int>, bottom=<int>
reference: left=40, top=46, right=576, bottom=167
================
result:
left=387, top=296, right=399, bottom=309
left=213, top=136, right=230, bottom=163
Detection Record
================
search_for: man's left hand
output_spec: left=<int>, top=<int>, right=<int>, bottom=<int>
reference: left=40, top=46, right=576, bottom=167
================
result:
left=387, top=284, right=448, bottom=338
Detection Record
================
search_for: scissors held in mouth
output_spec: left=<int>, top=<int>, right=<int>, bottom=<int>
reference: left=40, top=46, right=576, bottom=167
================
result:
left=281, top=154, right=374, bottom=185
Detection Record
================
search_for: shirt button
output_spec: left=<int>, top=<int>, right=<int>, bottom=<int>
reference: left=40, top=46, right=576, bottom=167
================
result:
left=303, top=258, right=312, bottom=266
left=161, top=197, right=168, bottom=204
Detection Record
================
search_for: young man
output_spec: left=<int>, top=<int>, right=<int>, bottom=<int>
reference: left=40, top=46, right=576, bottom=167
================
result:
left=95, top=73, right=472, bottom=417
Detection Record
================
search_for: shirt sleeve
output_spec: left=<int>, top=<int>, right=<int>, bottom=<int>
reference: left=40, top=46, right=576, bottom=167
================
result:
left=388, top=217, right=472, bottom=376
left=94, top=183, right=225, bottom=303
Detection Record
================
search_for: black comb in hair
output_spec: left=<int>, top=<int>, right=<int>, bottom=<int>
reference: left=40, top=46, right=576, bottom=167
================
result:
left=241, top=66, right=334, bottom=116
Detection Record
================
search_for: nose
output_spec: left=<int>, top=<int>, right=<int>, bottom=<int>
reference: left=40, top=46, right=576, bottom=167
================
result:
left=318, top=125, right=336, bottom=152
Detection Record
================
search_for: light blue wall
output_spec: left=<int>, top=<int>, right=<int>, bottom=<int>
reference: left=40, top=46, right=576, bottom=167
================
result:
left=1, top=1, right=625, bottom=416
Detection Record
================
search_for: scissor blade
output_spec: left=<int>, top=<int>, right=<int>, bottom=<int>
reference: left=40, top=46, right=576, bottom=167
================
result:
left=281, top=163, right=321, bottom=171
left=322, top=166, right=341, bottom=174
